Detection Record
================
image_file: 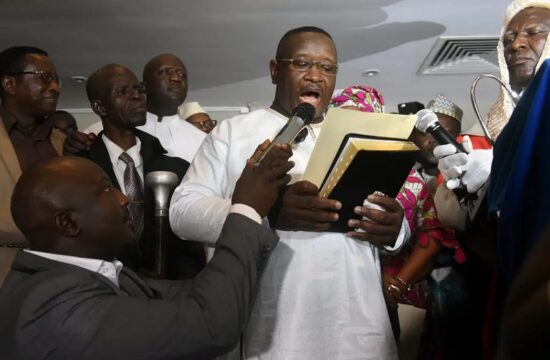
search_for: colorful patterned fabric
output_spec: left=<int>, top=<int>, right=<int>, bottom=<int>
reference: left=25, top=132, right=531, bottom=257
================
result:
left=383, top=168, right=465, bottom=308
left=330, top=85, right=385, bottom=113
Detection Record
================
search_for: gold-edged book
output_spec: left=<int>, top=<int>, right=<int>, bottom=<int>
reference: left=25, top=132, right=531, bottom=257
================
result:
left=317, top=134, right=418, bottom=232
left=302, top=109, right=419, bottom=232
left=320, top=137, right=419, bottom=197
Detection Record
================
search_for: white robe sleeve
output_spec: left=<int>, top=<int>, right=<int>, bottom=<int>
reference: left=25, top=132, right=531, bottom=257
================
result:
left=382, top=216, right=411, bottom=254
left=169, top=124, right=232, bottom=244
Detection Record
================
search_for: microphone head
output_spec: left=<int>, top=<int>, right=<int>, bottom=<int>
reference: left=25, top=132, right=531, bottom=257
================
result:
left=294, top=102, right=316, bottom=125
left=415, top=109, right=439, bottom=133
left=145, top=171, right=179, bottom=211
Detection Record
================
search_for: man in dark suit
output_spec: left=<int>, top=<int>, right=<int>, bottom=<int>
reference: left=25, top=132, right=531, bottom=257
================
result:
left=0, top=144, right=292, bottom=359
left=80, top=63, right=203, bottom=279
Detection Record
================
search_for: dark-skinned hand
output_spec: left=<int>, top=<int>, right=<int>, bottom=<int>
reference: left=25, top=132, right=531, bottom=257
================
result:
left=63, top=130, right=97, bottom=155
left=232, top=140, right=294, bottom=218
left=346, top=193, right=404, bottom=247
left=276, top=180, right=342, bottom=232
left=382, top=272, right=403, bottom=308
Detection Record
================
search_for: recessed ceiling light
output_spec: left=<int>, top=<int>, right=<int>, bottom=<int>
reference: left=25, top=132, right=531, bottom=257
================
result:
left=71, top=75, right=87, bottom=84
left=362, top=69, right=380, bottom=77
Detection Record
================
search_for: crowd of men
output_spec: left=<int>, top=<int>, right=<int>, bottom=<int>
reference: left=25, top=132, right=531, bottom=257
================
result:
left=0, top=0, right=549, bottom=359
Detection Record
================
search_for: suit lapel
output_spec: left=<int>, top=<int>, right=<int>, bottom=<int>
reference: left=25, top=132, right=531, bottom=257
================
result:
left=0, top=117, right=22, bottom=182
left=87, top=132, right=122, bottom=191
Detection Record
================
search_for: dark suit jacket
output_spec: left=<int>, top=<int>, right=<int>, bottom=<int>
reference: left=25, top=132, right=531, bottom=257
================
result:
left=0, top=213, right=277, bottom=360
left=81, top=129, right=205, bottom=279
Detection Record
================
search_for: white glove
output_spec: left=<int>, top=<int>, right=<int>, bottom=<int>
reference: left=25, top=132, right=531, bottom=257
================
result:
left=460, top=148, right=493, bottom=193
left=433, top=136, right=493, bottom=193
left=433, top=136, right=472, bottom=190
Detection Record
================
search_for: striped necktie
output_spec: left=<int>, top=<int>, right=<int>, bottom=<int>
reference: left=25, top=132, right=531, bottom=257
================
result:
left=119, top=152, right=144, bottom=239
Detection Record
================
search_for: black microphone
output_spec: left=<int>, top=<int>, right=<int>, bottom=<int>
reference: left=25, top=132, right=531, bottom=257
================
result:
left=254, top=103, right=316, bottom=166
left=415, top=109, right=466, bottom=153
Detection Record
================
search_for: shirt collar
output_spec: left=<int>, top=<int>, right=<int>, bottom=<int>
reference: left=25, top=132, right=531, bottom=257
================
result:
left=24, top=249, right=123, bottom=287
left=147, top=111, right=179, bottom=123
left=101, top=133, right=142, bottom=169
left=0, top=104, right=52, bottom=139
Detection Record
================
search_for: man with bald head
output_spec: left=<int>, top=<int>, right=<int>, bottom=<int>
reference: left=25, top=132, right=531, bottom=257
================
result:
left=0, top=151, right=292, bottom=359
left=171, top=26, right=406, bottom=359
left=80, top=63, right=204, bottom=279
left=138, top=53, right=207, bottom=162
left=66, top=54, right=206, bottom=163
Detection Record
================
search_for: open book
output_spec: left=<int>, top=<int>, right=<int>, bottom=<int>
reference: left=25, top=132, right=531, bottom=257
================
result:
left=303, top=108, right=418, bottom=232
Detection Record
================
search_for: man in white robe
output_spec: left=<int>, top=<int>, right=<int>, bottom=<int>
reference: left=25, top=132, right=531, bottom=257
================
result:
left=170, top=27, right=409, bottom=360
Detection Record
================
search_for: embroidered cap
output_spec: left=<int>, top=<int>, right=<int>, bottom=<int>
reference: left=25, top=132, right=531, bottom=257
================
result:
left=426, top=94, right=463, bottom=122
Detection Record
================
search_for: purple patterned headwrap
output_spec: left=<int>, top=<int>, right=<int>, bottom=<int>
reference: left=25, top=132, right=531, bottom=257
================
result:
left=330, top=85, right=385, bottom=113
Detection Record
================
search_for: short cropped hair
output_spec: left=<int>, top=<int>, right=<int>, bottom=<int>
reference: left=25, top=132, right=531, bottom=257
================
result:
left=0, top=46, right=48, bottom=76
left=275, top=26, right=333, bottom=59
left=0, top=46, right=49, bottom=98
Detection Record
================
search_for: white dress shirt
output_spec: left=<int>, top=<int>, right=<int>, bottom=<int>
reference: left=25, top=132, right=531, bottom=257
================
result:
left=101, top=134, right=143, bottom=194
left=170, top=108, right=402, bottom=360
left=25, top=250, right=123, bottom=287
left=84, top=110, right=207, bottom=163
left=138, top=112, right=206, bottom=162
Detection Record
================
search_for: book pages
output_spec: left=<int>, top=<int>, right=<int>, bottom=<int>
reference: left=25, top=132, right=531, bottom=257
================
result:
left=303, top=108, right=417, bottom=187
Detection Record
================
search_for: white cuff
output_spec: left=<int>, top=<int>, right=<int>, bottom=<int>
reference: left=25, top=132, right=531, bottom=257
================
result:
left=382, top=216, right=410, bottom=254
left=229, top=203, right=262, bottom=224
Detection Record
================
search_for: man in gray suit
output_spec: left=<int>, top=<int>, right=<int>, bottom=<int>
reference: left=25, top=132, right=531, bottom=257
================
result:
left=0, top=149, right=292, bottom=360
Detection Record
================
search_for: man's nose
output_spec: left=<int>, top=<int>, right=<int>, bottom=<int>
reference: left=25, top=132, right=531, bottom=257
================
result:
left=48, top=79, right=61, bottom=94
left=511, top=33, right=528, bottom=51
left=304, top=63, right=323, bottom=82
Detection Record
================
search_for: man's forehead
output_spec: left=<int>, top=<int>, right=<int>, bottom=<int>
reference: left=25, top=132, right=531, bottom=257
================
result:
left=508, top=7, right=550, bottom=28
left=22, top=53, right=54, bottom=70
left=282, top=32, right=336, bottom=58
left=106, top=69, right=139, bottom=87
left=154, top=56, right=185, bottom=69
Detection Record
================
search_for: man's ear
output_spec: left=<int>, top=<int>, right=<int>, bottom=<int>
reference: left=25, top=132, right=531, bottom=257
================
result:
left=91, top=100, right=107, bottom=118
left=1, top=76, right=17, bottom=96
left=53, top=210, right=80, bottom=237
left=269, top=59, right=279, bottom=85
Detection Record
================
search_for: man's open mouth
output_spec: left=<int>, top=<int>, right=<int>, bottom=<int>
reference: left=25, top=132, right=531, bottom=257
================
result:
left=299, top=90, right=321, bottom=107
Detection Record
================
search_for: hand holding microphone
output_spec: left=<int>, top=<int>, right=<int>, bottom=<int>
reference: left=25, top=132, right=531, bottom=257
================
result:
left=254, top=102, right=315, bottom=166
left=416, top=109, right=493, bottom=193
left=434, top=137, right=493, bottom=193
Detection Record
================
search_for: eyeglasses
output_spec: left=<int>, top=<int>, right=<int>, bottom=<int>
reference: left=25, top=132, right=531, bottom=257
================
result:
left=8, top=70, right=62, bottom=85
left=197, top=119, right=217, bottom=128
left=113, top=83, right=147, bottom=97
left=276, top=58, right=338, bottom=75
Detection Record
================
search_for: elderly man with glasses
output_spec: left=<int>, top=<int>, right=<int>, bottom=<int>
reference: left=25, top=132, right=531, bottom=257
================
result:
left=0, top=46, right=65, bottom=247
left=79, top=63, right=206, bottom=280
left=178, top=101, right=217, bottom=133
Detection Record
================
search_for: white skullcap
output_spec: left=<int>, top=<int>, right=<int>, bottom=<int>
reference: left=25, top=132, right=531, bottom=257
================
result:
left=178, top=102, right=207, bottom=120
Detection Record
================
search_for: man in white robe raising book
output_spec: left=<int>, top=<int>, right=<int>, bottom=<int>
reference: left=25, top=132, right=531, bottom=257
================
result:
left=169, top=26, right=410, bottom=359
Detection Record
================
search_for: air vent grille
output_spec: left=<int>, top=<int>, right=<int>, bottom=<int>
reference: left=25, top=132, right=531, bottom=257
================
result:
left=418, top=36, right=499, bottom=75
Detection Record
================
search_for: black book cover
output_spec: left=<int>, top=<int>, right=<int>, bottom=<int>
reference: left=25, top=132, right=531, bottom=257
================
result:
left=324, top=135, right=418, bottom=233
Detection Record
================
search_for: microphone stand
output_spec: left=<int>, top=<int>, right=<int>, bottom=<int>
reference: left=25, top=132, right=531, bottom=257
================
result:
left=144, top=171, right=179, bottom=278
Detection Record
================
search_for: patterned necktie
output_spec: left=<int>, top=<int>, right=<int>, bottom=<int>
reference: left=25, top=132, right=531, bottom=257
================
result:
left=119, top=152, right=144, bottom=239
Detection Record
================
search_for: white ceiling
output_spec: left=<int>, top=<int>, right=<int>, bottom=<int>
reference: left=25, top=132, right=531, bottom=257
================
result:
left=0, top=0, right=511, bottom=131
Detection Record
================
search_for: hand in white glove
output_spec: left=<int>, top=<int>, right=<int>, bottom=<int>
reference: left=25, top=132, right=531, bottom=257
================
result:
left=461, top=148, right=493, bottom=193
left=433, top=136, right=493, bottom=193
left=433, top=136, right=472, bottom=190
